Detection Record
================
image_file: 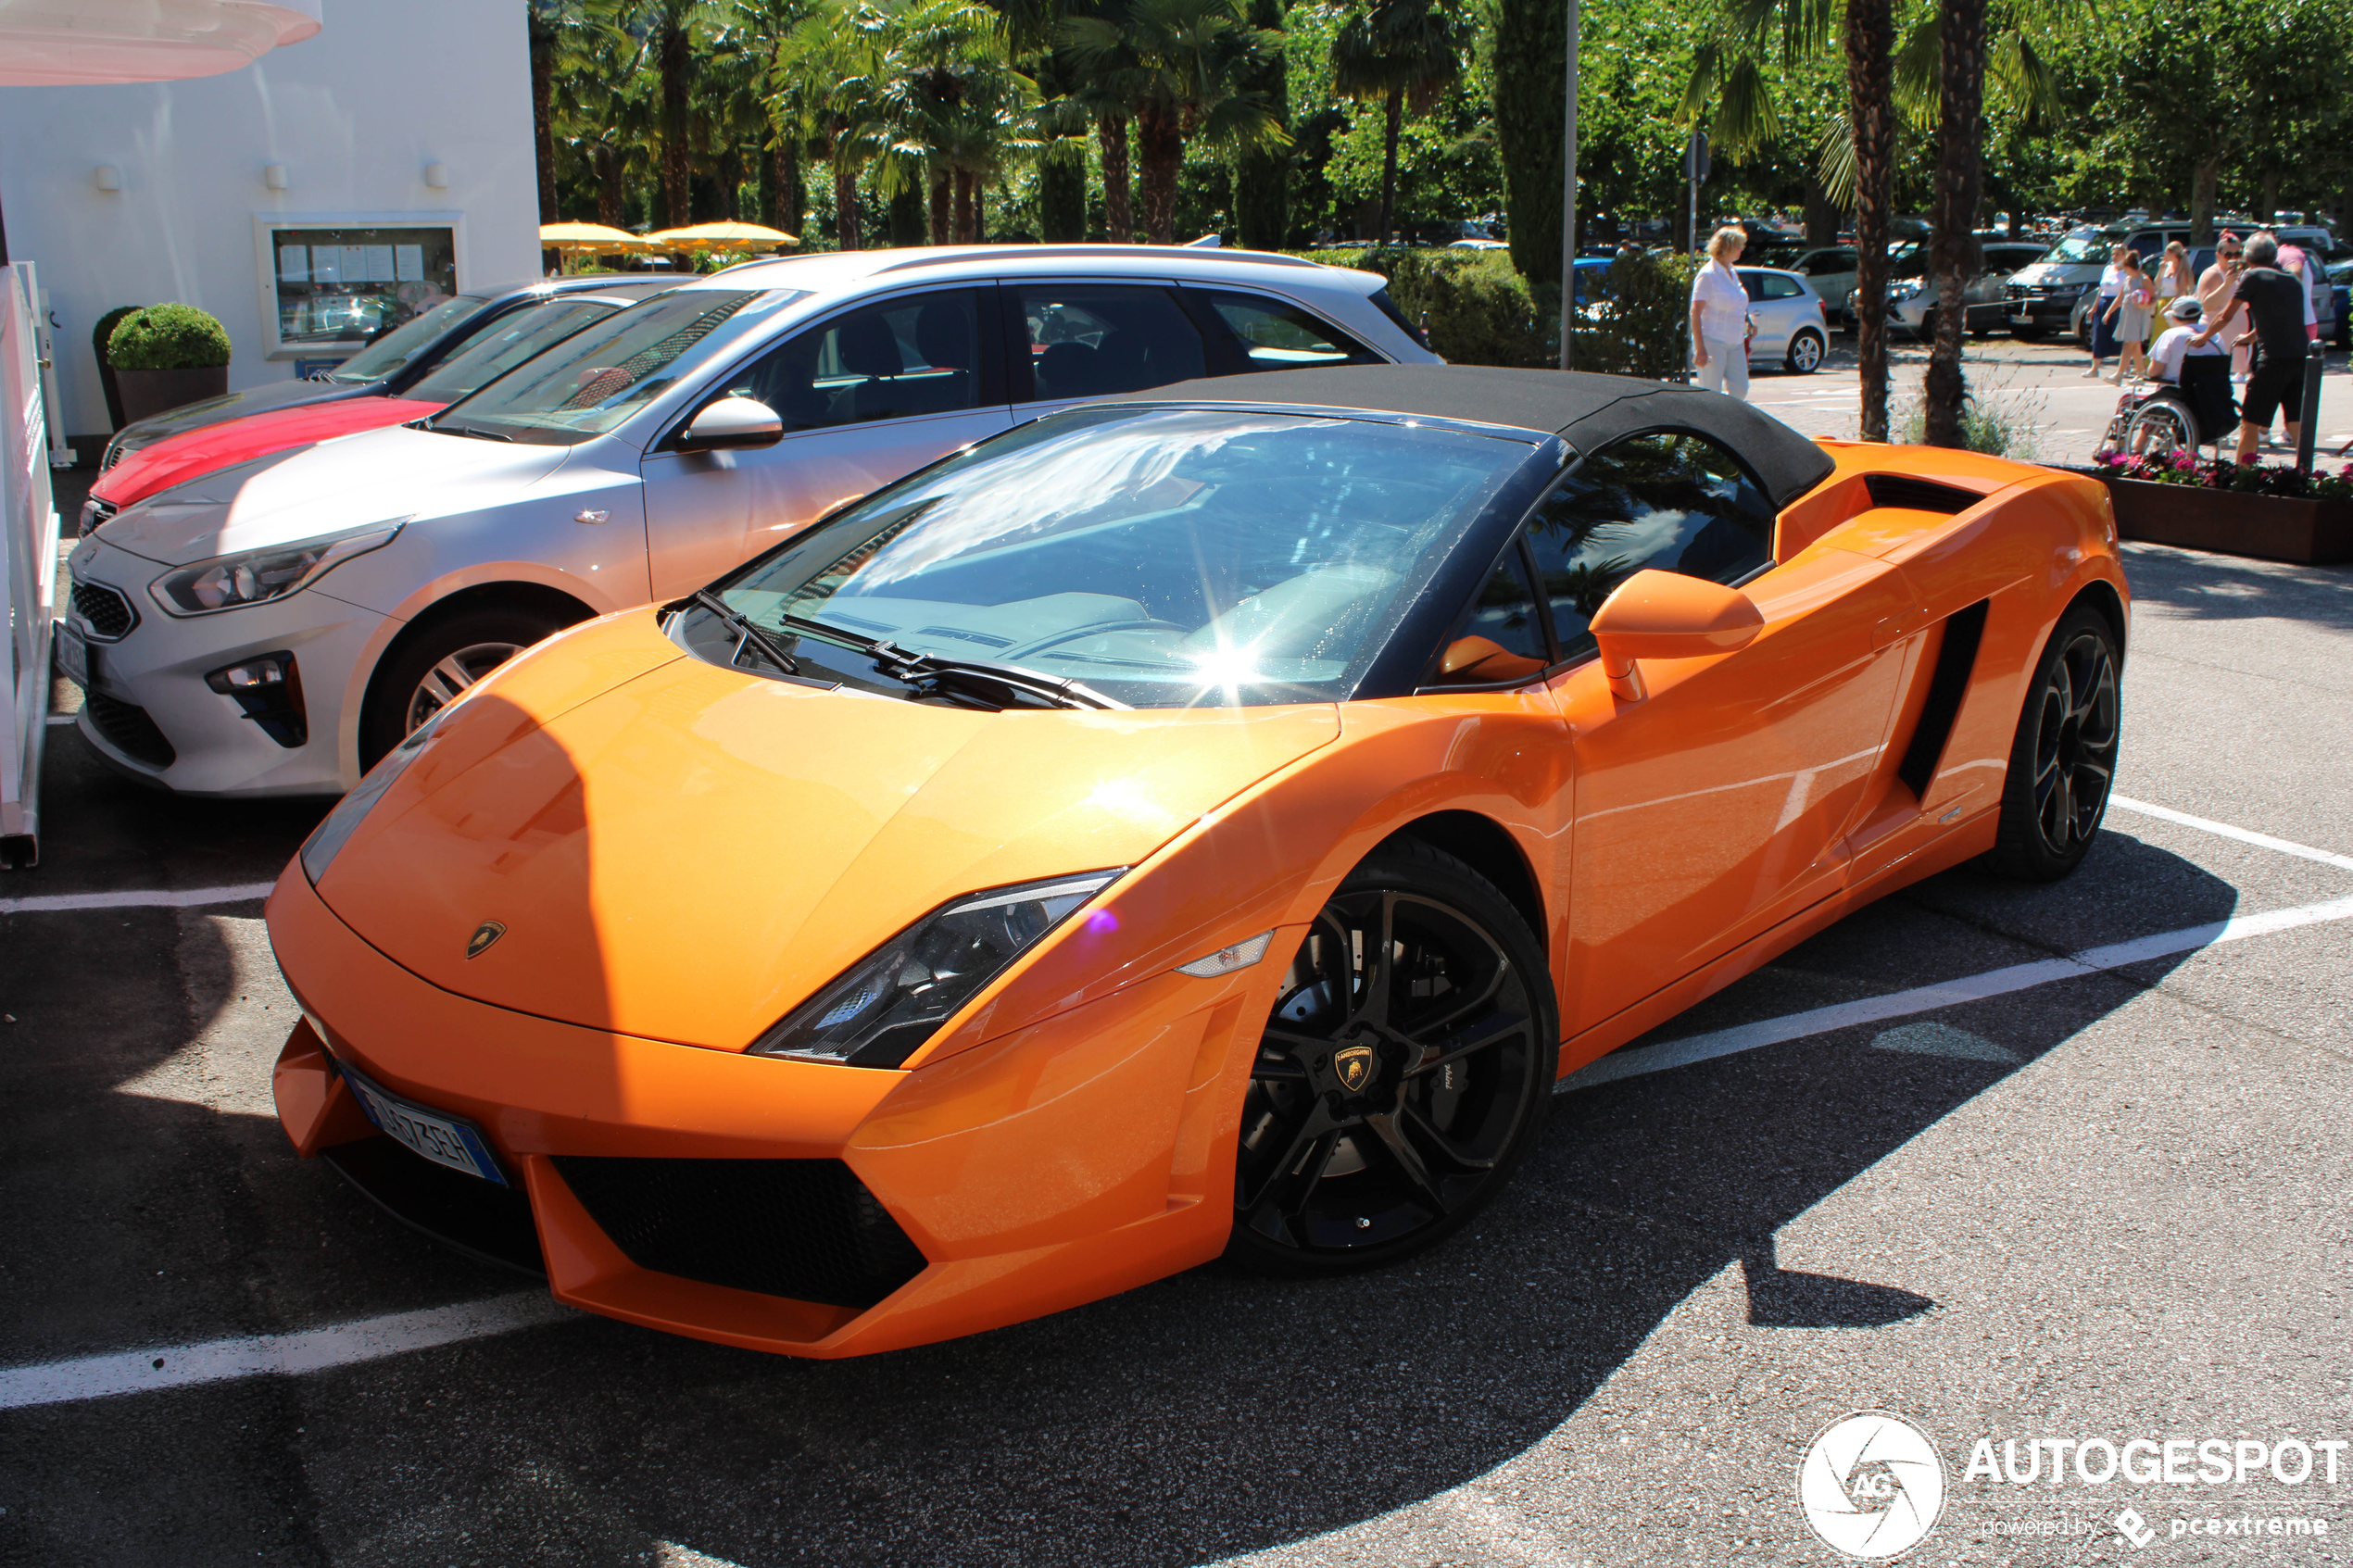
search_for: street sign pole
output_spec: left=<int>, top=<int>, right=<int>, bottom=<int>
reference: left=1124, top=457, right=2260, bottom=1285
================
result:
left=1556, top=0, right=1580, bottom=370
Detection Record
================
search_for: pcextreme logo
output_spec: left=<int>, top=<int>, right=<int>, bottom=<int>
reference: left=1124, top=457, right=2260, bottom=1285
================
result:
left=1797, top=1411, right=1947, bottom=1560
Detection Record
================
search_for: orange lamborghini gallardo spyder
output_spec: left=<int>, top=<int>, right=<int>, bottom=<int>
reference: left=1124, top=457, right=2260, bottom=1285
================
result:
left=269, top=367, right=2126, bottom=1358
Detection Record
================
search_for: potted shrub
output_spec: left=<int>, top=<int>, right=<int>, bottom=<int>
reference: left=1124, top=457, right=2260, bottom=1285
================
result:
left=2083, top=452, right=2353, bottom=566
left=107, top=303, right=233, bottom=424
left=90, top=305, right=143, bottom=432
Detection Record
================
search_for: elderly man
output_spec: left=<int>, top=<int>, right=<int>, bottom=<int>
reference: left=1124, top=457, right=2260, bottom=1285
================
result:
left=2192, top=232, right=2311, bottom=464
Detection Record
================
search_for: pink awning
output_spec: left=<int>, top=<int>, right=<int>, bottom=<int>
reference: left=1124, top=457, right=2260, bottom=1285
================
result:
left=0, top=0, right=321, bottom=86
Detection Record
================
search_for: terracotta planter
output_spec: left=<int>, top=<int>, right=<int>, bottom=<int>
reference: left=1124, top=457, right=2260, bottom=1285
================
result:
left=115, top=365, right=230, bottom=426
left=2091, top=473, right=2353, bottom=566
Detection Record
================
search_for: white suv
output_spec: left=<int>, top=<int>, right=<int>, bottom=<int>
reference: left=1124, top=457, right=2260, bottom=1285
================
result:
left=61, top=245, right=1438, bottom=797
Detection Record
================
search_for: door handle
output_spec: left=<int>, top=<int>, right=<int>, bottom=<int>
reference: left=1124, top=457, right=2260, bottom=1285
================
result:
left=574, top=508, right=610, bottom=525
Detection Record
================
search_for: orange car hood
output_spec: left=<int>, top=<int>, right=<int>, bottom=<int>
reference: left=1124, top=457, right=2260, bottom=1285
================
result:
left=316, top=614, right=1340, bottom=1051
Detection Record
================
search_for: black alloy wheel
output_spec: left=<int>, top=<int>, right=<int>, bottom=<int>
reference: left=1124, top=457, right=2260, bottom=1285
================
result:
left=1227, top=840, right=1555, bottom=1273
left=1982, top=605, right=2121, bottom=881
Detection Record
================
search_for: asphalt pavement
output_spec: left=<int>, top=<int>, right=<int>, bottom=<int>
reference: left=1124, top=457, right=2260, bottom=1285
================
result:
left=3, top=466, right=2350, bottom=1565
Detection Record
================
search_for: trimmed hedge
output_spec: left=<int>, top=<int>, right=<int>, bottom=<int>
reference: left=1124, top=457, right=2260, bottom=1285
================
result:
left=1299, top=246, right=1698, bottom=380
left=92, top=305, right=144, bottom=368
left=107, top=303, right=232, bottom=370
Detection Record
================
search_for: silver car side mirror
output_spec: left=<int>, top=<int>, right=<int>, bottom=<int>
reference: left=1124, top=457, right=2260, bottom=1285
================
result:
left=678, top=396, right=784, bottom=453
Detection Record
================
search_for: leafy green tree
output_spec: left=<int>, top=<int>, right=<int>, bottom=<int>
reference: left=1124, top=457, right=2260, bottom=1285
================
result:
left=1232, top=0, right=1290, bottom=247
left=1328, top=0, right=1467, bottom=244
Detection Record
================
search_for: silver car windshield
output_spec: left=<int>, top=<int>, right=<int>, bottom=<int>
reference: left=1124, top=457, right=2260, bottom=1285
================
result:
left=404, top=298, right=623, bottom=404
left=424, top=287, right=808, bottom=444
left=326, top=294, right=487, bottom=383
left=2045, top=232, right=2109, bottom=264
left=708, top=408, right=1533, bottom=709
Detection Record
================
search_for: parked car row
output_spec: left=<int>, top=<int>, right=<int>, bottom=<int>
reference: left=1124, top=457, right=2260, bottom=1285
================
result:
left=61, top=246, right=1436, bottom=799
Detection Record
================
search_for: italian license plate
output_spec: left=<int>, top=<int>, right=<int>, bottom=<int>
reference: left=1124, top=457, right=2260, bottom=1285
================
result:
left=336, top=1060, right=508, bottom=1185
left=55, top=624, right=92, bottom=689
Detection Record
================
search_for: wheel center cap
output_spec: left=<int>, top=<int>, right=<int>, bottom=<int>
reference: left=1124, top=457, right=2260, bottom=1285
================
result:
left=1333, top=1042, right=1378, bottom=1093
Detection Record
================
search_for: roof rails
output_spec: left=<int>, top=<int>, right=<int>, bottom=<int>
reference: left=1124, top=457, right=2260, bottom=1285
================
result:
left=871, top=244, right=1325, bottom=275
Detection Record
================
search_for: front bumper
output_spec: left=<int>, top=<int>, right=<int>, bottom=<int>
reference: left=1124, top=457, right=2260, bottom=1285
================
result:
left=2005, top=288, right=2082, bottom=331
left=266, top=865, right=1280, bottom=1358
left=60, top=538, right=379, bottom=797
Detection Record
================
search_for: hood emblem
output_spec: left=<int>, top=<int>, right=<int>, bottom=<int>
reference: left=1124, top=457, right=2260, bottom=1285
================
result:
left=1334, top=1043, right=1376, bottom=1093
left=466, top=921, right=507, bottom=960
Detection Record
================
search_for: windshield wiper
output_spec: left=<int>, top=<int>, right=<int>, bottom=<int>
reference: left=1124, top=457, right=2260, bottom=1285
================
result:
left=765, top=610, right=1126, bottom=711
left=422, top=420, right=513, bottom=442
left=690, top=590, right=801, bottom=676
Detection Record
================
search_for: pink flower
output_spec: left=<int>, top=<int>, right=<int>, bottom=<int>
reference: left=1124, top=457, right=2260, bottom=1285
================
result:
left=2172, top=452, right=2196, bottom=470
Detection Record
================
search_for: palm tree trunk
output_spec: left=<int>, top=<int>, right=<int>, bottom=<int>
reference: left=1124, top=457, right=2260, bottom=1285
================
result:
left=1099, top=112, right=1135, bottom=243
left=930, top=168, right=950, bottom=245
left=1136, top=99, right=1183, bottom=245
left=1378, top=86, right=1403, bottom=245
left=596, top=144, right=623, bottom=228
left=1844, top=0, right=1896, bottom=443
left=660, top=21, right=692, bottom=229
left=834, top=158, right=860, bottom=251
left=1924, top=0, right=1984, bottom=450
left=531, top=15, right=558, bottom=222
left=954, top=170, right=976, bottom=244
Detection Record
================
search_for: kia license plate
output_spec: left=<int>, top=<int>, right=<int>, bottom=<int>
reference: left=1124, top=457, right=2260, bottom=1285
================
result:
left=55, top=624, right=92, bottom=689
left=336, top=1060, right=508, bottom=1185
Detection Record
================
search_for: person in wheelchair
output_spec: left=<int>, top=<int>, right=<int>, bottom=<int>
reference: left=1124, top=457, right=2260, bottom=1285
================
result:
left=2105, top=296, right=2234, bottom=458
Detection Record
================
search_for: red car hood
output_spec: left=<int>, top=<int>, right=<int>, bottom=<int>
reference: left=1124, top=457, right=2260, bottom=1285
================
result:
left=92, top=396, right=446, bottom=510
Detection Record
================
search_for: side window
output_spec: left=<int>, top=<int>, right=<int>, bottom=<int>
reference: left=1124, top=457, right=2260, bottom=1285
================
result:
left=1522, top=431, right=1778, bottom=662
left=1739, top=271, right=1767, bottom=300
left=1430, top=544, right=1550, bottom=685
left=1193, top=290, right=1380, bottom=372
left=1762, top=274, right=1806, bottom=300
left=729, top=290, right=980, bottom=431
left=1008, top=283, right=1207, bottom=401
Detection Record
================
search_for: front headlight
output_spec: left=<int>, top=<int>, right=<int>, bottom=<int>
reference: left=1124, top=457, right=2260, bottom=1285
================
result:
left=298, top=700, right=449, bottom=884
left=751, top=870, right=1125, bottom=1067
left=149, top=519, right=408, bottom=617
left=1891, top=281, right=1923, bottom=302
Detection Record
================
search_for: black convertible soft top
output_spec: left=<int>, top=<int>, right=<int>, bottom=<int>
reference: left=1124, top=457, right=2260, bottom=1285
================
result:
left=1106, top=365, right=1838, bottom=508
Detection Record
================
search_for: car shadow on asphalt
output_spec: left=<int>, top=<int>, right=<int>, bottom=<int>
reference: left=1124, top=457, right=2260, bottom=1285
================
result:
left=0, top=752, right=2245, bottom=1567
left=2120, top=541, right=2353, bottom=633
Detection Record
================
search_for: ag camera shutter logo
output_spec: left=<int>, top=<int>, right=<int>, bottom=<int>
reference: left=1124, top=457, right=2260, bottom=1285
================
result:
left=1797, top=1411, right=1947, bottom=1559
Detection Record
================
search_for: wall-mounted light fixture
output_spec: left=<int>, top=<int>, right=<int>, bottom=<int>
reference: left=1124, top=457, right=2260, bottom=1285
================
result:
left=93, top=165, right=122, bottom=193
left=422, top=162, right=449, bottom=190
left=263, top=163, right=290, bottom=191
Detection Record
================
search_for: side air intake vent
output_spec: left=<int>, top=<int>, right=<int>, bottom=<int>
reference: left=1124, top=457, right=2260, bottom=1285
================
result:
left=1896, top=600, right=1990, bottom=797
left=552, top=1156, right=927, bottom=1309
left=1866, top=473, right=1983, bottom=515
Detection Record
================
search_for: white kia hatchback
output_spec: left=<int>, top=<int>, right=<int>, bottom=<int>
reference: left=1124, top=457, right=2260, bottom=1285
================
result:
left=61, top=245, right=1439, bottom=797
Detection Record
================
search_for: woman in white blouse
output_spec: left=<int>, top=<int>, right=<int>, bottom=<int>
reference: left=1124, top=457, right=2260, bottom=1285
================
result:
left=1688, top=226, right=1756, bottom=399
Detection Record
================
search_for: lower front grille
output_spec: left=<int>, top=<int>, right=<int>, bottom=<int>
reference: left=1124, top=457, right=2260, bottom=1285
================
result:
left=552, top=1156, right=927, bottom=1309
left=69, top=579, right=134, bottom=639
left=323, top=1135, right=546, bottom=1276
left=82, top=690, right=176, bottom=769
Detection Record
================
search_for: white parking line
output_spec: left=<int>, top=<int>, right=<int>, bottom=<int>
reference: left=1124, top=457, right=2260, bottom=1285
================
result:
left=1559, top=893, right=2353, bottom=1093
left=0, top=1293, right=573, bottom=1411
left=2109, top=796, right=2353, bottom=874
left=0, top=881, right=276, bottom=914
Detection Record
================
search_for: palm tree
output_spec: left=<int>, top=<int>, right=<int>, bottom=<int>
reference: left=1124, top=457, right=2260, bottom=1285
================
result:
left=870, top=0, right=1038, bottom=243
left=1062, top=0, right=1286, bottom=244
left=1328, top=0, right=1466, bottom=245
left=777, top=0, right=895, bottom=247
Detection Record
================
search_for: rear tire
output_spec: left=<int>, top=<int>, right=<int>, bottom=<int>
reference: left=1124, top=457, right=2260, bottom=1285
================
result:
left=2124, top=399, right=2194, bottom=458
left=359, top=602, right=577, bottom=771
left=1225, top=839, right=1556, bottom=1276
left=1980, top=605, right=2121, bottom=883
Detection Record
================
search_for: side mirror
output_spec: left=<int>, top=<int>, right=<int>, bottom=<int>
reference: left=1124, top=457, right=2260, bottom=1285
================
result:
left=677, top=395, right=784, bottom=453
left=1430, top=634, right=1547, bottom=686
left=1588, top=569, right=1764, bottom=702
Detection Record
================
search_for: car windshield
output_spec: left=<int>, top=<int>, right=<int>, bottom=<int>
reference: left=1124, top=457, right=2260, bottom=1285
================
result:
left=2045, top=231, right=2110, bottom=264
left=404, top=298, right=624, bottom=404
left=325, top=294, right=487, bottom=383
left=699, top=407, right=1536, bottom=709
left=425, top=287, right=808, bottom=444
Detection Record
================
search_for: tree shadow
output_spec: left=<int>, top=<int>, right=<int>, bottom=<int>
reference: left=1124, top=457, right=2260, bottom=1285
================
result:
left=2117, top=541, right=2353, bottom=633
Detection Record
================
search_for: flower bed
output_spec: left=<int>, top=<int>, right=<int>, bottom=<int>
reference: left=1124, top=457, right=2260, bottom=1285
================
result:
left=2080, top=454, right=2353, bottom=566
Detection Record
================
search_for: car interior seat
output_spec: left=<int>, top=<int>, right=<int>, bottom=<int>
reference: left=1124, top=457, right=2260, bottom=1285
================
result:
left=837, top=313, right=906, bottom=421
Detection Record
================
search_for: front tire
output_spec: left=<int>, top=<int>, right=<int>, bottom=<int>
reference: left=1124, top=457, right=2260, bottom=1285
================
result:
left=1981, top=605, right=2121, bottom=882
left=359, top=602, right=578, bottom=770
left=1784, top=330, right=1824, bottom=374
left=1226, top=839, right=1556, bottom=1275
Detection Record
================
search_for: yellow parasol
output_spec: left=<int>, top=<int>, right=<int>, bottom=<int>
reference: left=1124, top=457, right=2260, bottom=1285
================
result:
left=538, top=222, right=649, bottom=252
left=641, top=221, right=801, bottom=253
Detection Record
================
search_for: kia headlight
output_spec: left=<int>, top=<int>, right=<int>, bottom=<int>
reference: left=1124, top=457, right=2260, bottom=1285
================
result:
left=150, top=519, right=407, bottom=617
left=1891, top=281, right=1923, bottom=302
left=752, top=871, right=1125, bottom=1067
left=298, top=701, right=448, bottom=884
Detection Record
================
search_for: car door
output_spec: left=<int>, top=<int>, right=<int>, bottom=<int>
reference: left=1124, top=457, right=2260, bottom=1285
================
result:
left=638, top=285, right=1012, bottom=599
left=1801, top=249, right=1858, bottom=315
left=1000, top=280, right=1213, bottom=422
left=1535, top=431, right=1920, bottom=1038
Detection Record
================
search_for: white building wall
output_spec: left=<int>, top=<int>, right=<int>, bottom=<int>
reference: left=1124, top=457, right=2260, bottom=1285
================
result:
left=0, top=0, right=540, bottom=438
